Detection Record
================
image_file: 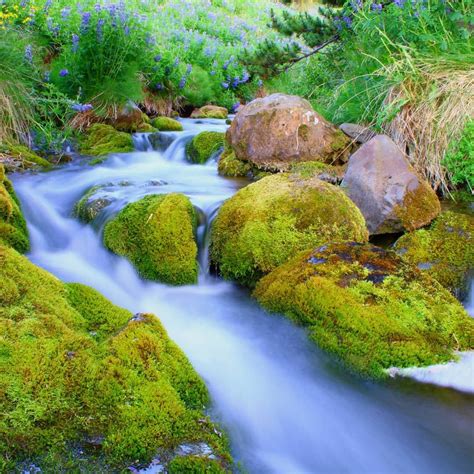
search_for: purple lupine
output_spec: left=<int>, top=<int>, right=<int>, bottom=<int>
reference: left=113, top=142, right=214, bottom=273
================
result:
left=221, top=82, right=229, bottom=89
left=371, top=3, right=383, bottom=11
left=24, top=45, right=33, bottom=64
left=178, top=77, right=186, bottom=89
left=231, top=77, right=240, bottom=88
left=343, top=15, right=352, bottom=27
left=72, top=103, right=94, bottom=113
left=72, top=34, right=79, bottom=53
left=59, top=69, right=69, bottom=77
left=97, top=19, right=105, bottom=40
left=156, top=83, right=163, bottom=90
left=154, top=54, right=162, bottom=62
left=393, top=0, right=406, bottom=6
left=81, top=11, right=91, bottom=29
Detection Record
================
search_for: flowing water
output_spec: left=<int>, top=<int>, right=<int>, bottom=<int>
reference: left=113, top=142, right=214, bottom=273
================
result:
left=12, top=119, right=474, bottom=473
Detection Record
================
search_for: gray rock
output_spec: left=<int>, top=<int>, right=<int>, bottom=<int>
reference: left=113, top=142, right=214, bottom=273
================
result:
left=340, top=123, right=376, bottom=144
left=148, top=132, right=175, bottom=151
left=341, top=135, right=440, bottom=235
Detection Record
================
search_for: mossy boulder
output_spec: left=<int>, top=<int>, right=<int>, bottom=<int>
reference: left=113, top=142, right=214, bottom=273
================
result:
left=0, top=165, right=29, bottom=253
left=218, top=149, right=252, bottom=177
left=394, top=211, right=474, bottom=298
left=191, top=105, right=228, bottom=120
left=152, top=116, right=183, bottom=132
left=111, top=104, right=152, bottom=133
left=254, top=242, right=474, bottom=378
left=103, top=193, right=199, bottom=285
left=0, top=245, right=231, bottom=471
left=186, top=132, right=225, bottom=164
left=73, top=186, right=113, bottom=223
left=0, top=143, right=51, bottom=172
left=79, top=124, right=134, bottom=157
left=210, top=173, right=368, bottom=287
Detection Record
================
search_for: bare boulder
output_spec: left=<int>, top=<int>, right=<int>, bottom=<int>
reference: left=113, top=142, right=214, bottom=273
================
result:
left=341, top=135, right=440, bottom=235
left=227, top=93, right=351, bottom=171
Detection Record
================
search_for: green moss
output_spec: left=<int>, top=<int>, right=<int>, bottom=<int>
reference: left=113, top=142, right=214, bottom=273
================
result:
left=394, top=211, right=474, bottom=297
left=394, top=181, right=441, bottom=232
left=73, top=186, right=111, bottom=222
left=152, top=117, right=184, bottom=132
left=218, top=149, right=251, bottom=177
left=186, top=132, right=225, bottom=164
left=192, top=106, right=228, bottom=120
left=0, top=245, right=230, bottom=470
left=210, top=173, right=368, bottom=287
left=168, top=456, right=228, bottom=473
left=0, top=143, right=51, bottom=169
left=137, top=123, right=158, bottom=133
left=254, top=242, right=474, bottom=378
left=289, top=161, right=345, bottom=182
left=79, top=124, right=134, bottom=157
left=0, top=165, right=29, bottom=253
left=103, top=193, right=199, bottom=285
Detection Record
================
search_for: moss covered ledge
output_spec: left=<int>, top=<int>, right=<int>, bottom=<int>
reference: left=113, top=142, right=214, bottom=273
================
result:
left=79, top=123, right=134, bottom=157
left=186, top=131, right=225, bottom=164
left=0, top=245, right=231, bottom=471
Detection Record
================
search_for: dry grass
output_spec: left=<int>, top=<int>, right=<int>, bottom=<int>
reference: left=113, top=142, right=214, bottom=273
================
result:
left=381, top=54, right=474, bottom=194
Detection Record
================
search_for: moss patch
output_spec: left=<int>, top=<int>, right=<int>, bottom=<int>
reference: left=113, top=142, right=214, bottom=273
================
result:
left=210, top=173, right=368, bottom=287
left=0, top=143, right=51, bottom=171
left=254, top=242, right=474, bottom=378
left=0, top=245, right=231, bottom=471
left=218, top=149, right=251, bottom=177
left=79, top=124, right=134, bottom=157
left=186, top=132, right=225, bottom=164
left=152, top=117, right=183, bottom=132
left=394, top=211, right=474, bottom=297
left=168, top=456, right=227, bottom=473
left=0, top=165, right=29, bottom=253
left=103, top=193, right=199, bottom=285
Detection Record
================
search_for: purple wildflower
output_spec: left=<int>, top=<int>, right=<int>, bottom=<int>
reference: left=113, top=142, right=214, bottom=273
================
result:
left=371, top=3, right=383, bottom=11
left=178, top=77, right=186, bottom=89
left=72, top=103, right=93, bottom=113
left=24, top=45, right=33, bottom=64
left=81, top=12, right=91, bottom=29
left=59, top=69, right=69, bottom=77
left=221, top=82, right=229, bottom=89
left=72, top=34, right=79, bottom=53
left=154, top=54, right=162, bottom=62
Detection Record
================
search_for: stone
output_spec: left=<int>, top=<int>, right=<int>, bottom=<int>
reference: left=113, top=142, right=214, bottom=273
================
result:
left=148, top=132, right=175, bottom=151
left=341, top=135, right=440, bottom=234
left=340, top=123, right=376, bottom=143
left=190, top=105, right=228, bottom=119
left=227, top=93, right=351, bottom=171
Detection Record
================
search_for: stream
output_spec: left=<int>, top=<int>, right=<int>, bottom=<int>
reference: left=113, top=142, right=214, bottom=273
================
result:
left=12, top=119, right=474, bottom=473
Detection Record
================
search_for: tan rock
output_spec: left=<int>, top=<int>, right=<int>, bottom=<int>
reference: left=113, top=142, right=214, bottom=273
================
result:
left=191, top=105, right=228, bottom=119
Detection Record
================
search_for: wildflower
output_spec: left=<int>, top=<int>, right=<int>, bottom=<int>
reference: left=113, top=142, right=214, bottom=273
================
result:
left=61, top=7, right=71, bottom=19
left=394, top=0, right=405, bottom=6
left=156, top=83, right=163, bottom=90
left=154, top=54, right=162, bottom=62
left=81, top=11, right=91, bottom=29
left=72, top=34, right=79, bottom=53
left=72, top=103, right=93, bottom=113
left=59, top=69, right=69, bottom=77
left=178, top=77, right=186, bottom=89
left=343, top=15, right=352, bottom=27
left=221, top=82, right=229, bottom=89
left=43, top=71, right=50, bottom=82
left=231, top=77, right=240, bottom=88
left=24, top=44, right=33, bottom=64
left=231, top=102, right=240, bottom=113
left=185, top=64, right=192, bottom=75
left=371, top=3, right=383, bottom=11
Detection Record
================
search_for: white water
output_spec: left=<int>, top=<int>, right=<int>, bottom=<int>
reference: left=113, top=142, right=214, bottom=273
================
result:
left=12, top=119, right=474, bottom=473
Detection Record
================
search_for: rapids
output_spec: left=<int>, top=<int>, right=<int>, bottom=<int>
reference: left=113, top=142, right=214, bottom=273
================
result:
left=12, top=119, right=474, bottom=473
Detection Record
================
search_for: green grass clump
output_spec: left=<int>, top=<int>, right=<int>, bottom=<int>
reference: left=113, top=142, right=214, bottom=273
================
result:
left=218, top=149, right=252, bottom=177
left=0, top=245, right=230, bottom=470
left=79, top=124, right=134, bottom=157
left=0, top=165, right=29, bottom=253
left=254, top=242, right=474, bottom=378
left=210, top=173, right=368, bottom=287
left=186, top=132, right=225, bottom=164
left=103, top=193, right=199, bottom=285
left=152, top=117, right=184, bottom=131
left=394, top=211, right=474, bottom=297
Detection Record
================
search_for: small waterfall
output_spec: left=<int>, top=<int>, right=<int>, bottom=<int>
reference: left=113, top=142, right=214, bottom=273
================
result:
left=132, top=133, right=153, bottom=151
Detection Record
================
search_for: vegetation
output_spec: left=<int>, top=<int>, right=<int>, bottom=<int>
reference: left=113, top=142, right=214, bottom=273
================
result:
left=254, top=242, right=474, bottom=378
left=79, top=123, right=134, bottom=157
left=210, top=172, right=368, bottom=287
left=104, top=193, right=199, bottom=285
left=152, top=116, right=184, bottom=132
left=186, top=131, right=225, bottom=164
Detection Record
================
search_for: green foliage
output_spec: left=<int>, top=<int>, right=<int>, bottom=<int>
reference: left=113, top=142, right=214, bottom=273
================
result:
left=168, top=455, right=228, bottom=473
left=152, top=116, right=184, bottom=131
left=394, top=211, right=474, bottom=297
left=103, top=193, right=199, bottom=285
left=0, top=165, right=29, bottom=253
left=210, top=172, right=368, bottom=287
left=218, top=149, right=252, bottom=177
left=79, top=123, right=134, bottom=157
left=254, top=242, right=474, bottom=378
left=186, top=131, right=225, bottom=164
left=0, top=244, right=229, bottom=470
left=443, top=120, right=474, bottom=190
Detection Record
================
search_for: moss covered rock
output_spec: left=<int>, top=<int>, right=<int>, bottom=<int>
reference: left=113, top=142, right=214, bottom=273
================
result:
left=79, top=124, right=134, bottom=157
left=104, top=193, right=199, bottom=285
left=0, top=143, right=51, bottom=172
left=191, top=105, right=228, bottom=120
left=394, top=211, right=474, bottom=298
left=218, top=149, right=252, bottom=177
left=210, top=173, right=368, bottom=287
left=168, top=455, right=227, bottom=473
left=186, top=132, right=225, bottom=164
left=73, top=186, right=113, bottom=223
left=152, top=116, right=183, bottom=132
left=0, top=245, right=231, bottom=471
left=111, top=104, right=152, bottom=133
left=0, top=165, right=29, bottom=253
left=254, top=242, right=474, bottom=378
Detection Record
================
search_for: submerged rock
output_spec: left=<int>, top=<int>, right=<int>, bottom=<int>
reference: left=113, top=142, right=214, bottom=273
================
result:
left=342, top=135, right=440, bottom=234
left=151, top=116, right=183, bottom=132
left=394, top=211, right=474, bottom=299
left=227, top=93, right=351, bottom=171
left=254, top=242, right=474, bottom=378
left=0, top=245, right=230, bottom=470
left=186, top=132, right=225, bottom=164
left=191, top=105, right=228, bottom=120
left=103, top=193, right=199, bottom=285
left=0, top=165, right=29, bottom=253
left=73, top=185, right=113, bottom=223
left=79, top=124, right=134, bottom=157
left=210, top=173, right=368, bottom=287
left=148, top=132, right=175, bottom=151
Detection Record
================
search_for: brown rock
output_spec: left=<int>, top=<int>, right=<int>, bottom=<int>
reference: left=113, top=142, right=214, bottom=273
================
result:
left=227, top=93, right=351, bottom=171
left=341, top=135, right=440, bottom=235
left=340, top=123, right=376, bottom=144
left=191, top=105, right=228, bottom=119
